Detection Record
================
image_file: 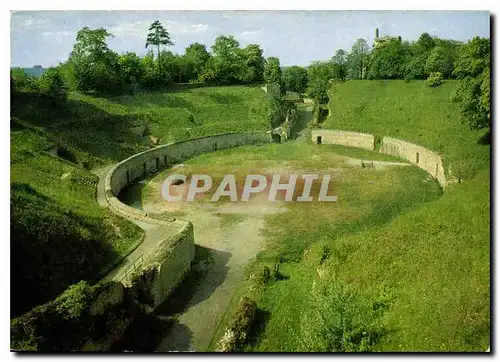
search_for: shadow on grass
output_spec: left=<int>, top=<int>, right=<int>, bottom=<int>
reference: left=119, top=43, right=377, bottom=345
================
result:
left=11, top=92, right=150, bottom=165
left=10, top=182, right=120, bottom=317
left=245, top=308, right=272, bottom=349
left=477, top=130, right=491, bottom=145
left=290, top=106, right=313, bottom=139
left=108, top=91, right=193, bottom=110
left=155, top=322, right=194, bottom=352
left=155, top=245, right=231, bottom=316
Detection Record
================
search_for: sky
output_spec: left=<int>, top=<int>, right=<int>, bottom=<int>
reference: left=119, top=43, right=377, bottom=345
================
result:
left=10, top=10, right=490, bottom=68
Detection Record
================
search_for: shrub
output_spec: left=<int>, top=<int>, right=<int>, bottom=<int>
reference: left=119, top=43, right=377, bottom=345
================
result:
left=425, top=72, right=444, bottom=87
left=55, top=281, right=93, bottom=319
left=300, top=280, right=390, bottom=352
left=38, top=68, right=68, bottom=104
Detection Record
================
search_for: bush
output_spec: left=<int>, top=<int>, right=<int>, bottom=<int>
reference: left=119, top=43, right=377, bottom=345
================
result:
left=55, top=281, right=93, bottom=319
left=38, top=68, right=68, bottom=104
left=425, top=72, right=444, bottom=87
left=10, top=280, right=144, bottom=352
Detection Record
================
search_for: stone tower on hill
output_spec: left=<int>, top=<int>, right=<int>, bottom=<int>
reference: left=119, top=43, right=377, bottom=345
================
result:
left=373, top=28, right=402, bottom=49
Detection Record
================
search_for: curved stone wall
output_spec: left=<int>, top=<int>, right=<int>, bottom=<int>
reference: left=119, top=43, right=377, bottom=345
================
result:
left=380, top=137, right=447, bottom=187
left=103, top=131, right=272, bottom=307
left=311, top=129, right=447, bottom=188
left=311, top=129, right=374, bottom=151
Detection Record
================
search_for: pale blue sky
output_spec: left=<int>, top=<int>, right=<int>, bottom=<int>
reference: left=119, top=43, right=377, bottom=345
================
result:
left=10, top=10, right=490, bottom=68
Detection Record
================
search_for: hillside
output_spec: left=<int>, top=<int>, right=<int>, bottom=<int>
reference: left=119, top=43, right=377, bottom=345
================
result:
left=323, top=80, right=489, bottom=180
left=72, top=85, right=270, bottom=149
left=10, top=120, right=143, bottom=316
left=211, top=80, right=490, bottom=352
left=10, top=85, right=270, bottom=316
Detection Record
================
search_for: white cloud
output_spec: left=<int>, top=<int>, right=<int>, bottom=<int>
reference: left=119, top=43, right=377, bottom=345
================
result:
left=11, top=13, right=51, bottom=30
left=240, top=30, right=263, bottom=37
left=109, top=19, right=215, bottom=38
left=40, top=31, right=74, bottom=37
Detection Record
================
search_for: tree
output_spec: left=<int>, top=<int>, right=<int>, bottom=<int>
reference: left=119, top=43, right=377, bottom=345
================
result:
left=184, top=42, right=211, bottom=82
left=37, top=67, right=67, bottom=103
left=264, top=57, right=282, bottom=84
left=10, top=68, right=38, bottom=93
left=452, top=37, right=490, bottom=131
left=425, top=46, right=454, bottom=78
left=140, top=50, right=164, bottom=89
left=416, top=32, right=436, bottom=52
left=239, top=44, right=265, bottom=83
left=158, top=50, right=178, bottom=84
left=117, top=52, right=144, bottom=91
left=69, top=27, right=122, bottom=93
left=282, top=66, right=308, bottom=95
left=368, top=40, right=411, bottom=79
left=331, top=49, right=348, bottom=81
left=348, top=39, right=369, bottom=79
left=209, top=35, right=243, bottom=84
left=307, top=61, right=335, bottom=104
left=145, top=20, right=174, bottom=77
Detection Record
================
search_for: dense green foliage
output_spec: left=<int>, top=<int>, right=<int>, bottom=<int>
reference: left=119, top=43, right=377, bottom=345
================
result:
left=347, top=38, right=369, bottom=79
left=11, top=278, right=174, bottom=351
left=263, top=56, right=282, bottom=89
left=425, top=71, right=444, bottom=87
left=282, top=66, right=308, bottom=95
left=306, top=61, right=336, bottom=104
left=452, top=37, right=491, bottom=132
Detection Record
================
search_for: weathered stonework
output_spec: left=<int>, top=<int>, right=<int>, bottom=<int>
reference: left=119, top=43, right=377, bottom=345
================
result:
left=311, top=129, right=375, bottom=151
left=380, top=137, right=446, bottom=188
left=103, top=131, right=272, bottom=308
left=311, top=129, right=447, bottom=188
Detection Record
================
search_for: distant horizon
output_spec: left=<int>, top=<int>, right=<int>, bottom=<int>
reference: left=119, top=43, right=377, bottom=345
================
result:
left=11, top=10, right=490, bottom=68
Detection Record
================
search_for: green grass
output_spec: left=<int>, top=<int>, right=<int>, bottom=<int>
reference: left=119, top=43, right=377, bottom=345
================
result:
left=209, top=80, right=490, bottom=352
left=11, top=85, right=269, bottom=168
left=72, top=85, right=269, bottom=145
left=325, top=80, right=490, bottom=179
left=319, top=144, right=409, bottom=162
left=152, top=141, right=442, bottom=351
left=10, top=85, right=270, bottom=316
left=10, top=120, right=143, bottom=316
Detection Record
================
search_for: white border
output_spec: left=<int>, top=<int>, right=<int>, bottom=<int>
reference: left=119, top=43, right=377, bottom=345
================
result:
left=2, top=1, right=496, bottom=361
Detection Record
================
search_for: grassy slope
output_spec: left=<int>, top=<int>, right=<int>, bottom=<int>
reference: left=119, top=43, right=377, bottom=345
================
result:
left=73, top=85, right=269, bottom=146
left=10, top=85, right=269, bottom=315
left=324, top=80, right=489, bottom=179
left=10, top=123, right=143, bottom=315
left=210, top=80, right=490, bottom=352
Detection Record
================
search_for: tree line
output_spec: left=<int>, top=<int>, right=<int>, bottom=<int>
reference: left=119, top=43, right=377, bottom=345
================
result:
left=10, top=21, right=490, bottom=133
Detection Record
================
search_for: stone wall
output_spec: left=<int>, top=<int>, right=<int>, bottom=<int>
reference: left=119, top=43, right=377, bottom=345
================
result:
left=146, top=223, right=195, bottom=308
left=311, top=129, right=374, bottom=151
left=311, top=129, right=447, bottom=188
left=103, top=131, right=272, bottom=307
left=380, top=137, right=446, bottom=187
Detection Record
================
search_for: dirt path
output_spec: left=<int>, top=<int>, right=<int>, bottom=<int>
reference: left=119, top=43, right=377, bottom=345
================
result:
left=127, top=183, right=285, bottom=351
